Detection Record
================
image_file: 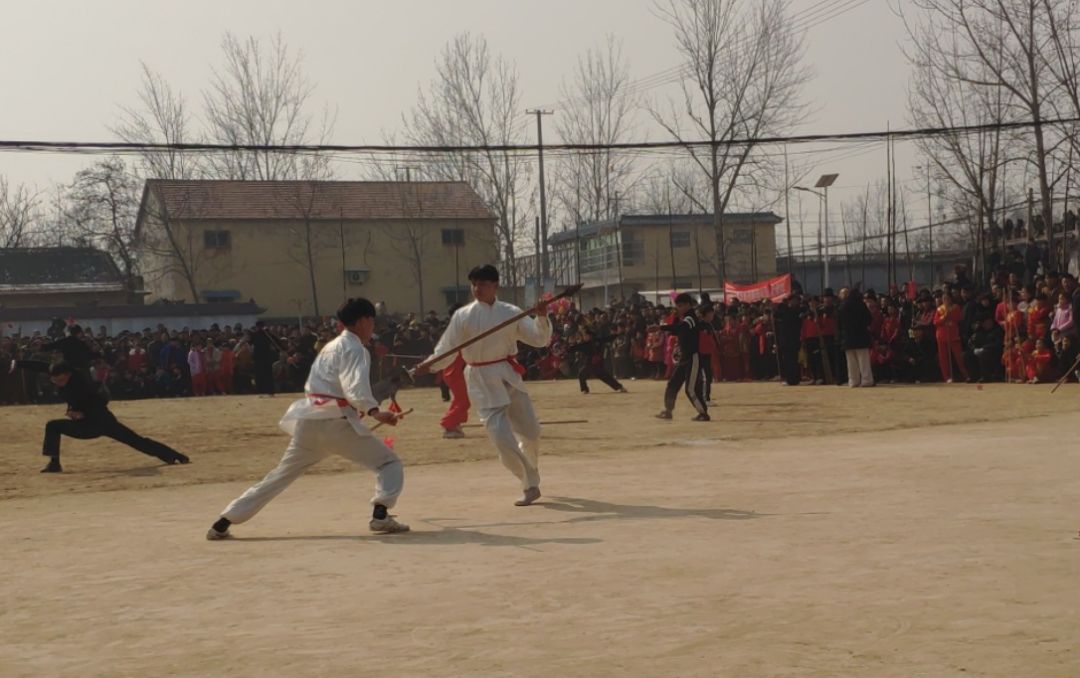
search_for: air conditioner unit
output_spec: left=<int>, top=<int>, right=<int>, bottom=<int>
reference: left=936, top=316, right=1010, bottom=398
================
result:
left=346, top=269, right=370, bottom=285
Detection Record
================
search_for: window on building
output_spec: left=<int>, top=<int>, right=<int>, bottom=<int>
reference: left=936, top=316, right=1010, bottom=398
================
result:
left=670, top=231, right=691, bottom=248
left=441, top=229, right=465, bottom=246
left=204, top=230, right=231, bottom=250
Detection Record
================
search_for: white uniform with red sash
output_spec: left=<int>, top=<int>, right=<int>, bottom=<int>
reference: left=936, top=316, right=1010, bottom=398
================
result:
left=221, top=330, right=403, bottom=524
left=430, top=298, right=552, bottom=490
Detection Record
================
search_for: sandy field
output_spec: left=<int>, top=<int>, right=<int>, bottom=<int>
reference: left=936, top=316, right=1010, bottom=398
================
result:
left=1, top=379, right=1078, bottom=677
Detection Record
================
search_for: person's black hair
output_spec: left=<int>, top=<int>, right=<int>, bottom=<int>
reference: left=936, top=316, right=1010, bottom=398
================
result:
left=69, top=324, right=83, bottom=335
left=698, top=302, right=715, bottom=314
left=467, top=264, right=500, bottom=283
left=337, top=298, right=377, bottom=325
left=49, top=362, right=74, bottom=376
left=674, top=292, right=695, bottom=305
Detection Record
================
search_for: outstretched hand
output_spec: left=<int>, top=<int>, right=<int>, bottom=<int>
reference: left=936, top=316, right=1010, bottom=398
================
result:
left=371, top=410, right=400, bottom=427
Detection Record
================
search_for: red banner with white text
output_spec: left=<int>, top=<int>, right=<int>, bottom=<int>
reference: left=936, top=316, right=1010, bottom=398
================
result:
left=723, top=273, right=792, bottom=304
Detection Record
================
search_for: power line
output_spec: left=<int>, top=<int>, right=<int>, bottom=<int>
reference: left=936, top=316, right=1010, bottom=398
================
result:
left=2, top=116, right=1074, bottom=156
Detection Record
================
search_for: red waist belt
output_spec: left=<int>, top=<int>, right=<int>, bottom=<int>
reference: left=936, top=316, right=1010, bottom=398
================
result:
left=466, top=356, right=526, bottom=376
left=308, top=393, right=353, bottom=409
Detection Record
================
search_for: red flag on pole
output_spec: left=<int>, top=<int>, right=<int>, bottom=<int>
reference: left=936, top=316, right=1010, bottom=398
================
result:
left=388, top=399, right=402, bottom=414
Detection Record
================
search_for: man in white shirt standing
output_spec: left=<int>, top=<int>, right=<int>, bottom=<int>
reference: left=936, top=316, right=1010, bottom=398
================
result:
left=416, top=264, right=551, bottom=506
left=206, top=298, right=409, bottom=540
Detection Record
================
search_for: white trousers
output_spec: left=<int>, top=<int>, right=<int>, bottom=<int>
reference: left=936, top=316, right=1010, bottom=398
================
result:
left=478, top=388, right=541, bottom=491
left=222, top=417, right=403, bottom=524
left=845, top=348, right=874, bottom=387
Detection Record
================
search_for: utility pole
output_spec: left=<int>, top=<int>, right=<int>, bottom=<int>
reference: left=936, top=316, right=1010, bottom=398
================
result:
left=926, top=162, right=934, bottom=287
left=339, top=206, right=347, bottom=299
left=784, top=145, right=793, bottom=275
left=527, top=108, right=554, bottom=283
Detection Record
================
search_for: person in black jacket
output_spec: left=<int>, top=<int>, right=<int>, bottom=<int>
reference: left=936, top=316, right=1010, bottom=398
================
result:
left=251, top=321, right=280, bottom=396
left=41, top=325, right=96, bottom=376
left=837, top=287, right=874, bottom=387
left=26, top=362, right=189, bottom=473
left=656, top=294, right=709, bottom=421
left=567, top=329, right=626, bottom=394
left=773, top=295, right=804, bottom=386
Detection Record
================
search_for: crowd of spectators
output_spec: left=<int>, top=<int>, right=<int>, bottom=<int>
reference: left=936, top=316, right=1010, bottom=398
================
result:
left=2, top=263, right=1078, bottom=407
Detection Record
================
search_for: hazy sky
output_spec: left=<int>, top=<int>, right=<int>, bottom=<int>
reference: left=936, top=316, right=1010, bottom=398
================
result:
left=1, top=0, right=918, bottom=252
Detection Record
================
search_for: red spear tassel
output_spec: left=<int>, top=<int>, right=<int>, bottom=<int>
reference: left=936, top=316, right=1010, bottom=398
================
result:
left=388, top=399, right=403, bottom=414
left=382, top=437, right=395, bottom=450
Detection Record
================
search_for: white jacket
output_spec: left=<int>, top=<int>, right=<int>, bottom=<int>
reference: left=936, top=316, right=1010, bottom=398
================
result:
left=278, top=330, right=378, bottom=435
left=430, top=298, right=551, bottom=410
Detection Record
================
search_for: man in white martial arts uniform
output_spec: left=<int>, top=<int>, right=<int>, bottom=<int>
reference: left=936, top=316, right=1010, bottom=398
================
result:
left=416, top=264, right=551, bottom=506
left=206, top=298, right=409, bottom=540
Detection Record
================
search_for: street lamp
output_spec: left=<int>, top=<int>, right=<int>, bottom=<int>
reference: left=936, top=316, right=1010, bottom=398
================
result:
left=795, top=173, right=838, bottom=291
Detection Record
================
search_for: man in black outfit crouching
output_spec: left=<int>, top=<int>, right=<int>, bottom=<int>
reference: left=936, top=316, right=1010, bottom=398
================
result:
left=29, top=362, right=189, bottom=472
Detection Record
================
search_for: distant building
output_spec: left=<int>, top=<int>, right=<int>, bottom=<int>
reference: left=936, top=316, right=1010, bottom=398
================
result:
left=0, top=246, right=132, bottom=309
left=537, top=212, right=782, bottom=308
left=134, top=180, right=499, bottom=318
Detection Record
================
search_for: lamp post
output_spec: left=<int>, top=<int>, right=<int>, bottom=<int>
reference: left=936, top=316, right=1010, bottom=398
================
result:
left=795, top=173, right=838, bottom=292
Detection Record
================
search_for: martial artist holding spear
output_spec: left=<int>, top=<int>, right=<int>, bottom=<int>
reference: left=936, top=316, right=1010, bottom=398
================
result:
left=414, top=264, right=579, bottom=507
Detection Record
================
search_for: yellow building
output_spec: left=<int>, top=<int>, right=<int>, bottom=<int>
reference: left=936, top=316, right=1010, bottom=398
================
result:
left=134, top=180, right=498, bottom=318
left=546, top=213, right=782, bottom=307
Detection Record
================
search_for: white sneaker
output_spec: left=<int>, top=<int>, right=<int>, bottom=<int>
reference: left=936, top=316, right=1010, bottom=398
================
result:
left=369, top=516, right=410, bottom=534
left=442, top=428, right=465, bottom=439
left=515, top=486, right=541, bottom=506
left=206, top=527, right=231, bottom=541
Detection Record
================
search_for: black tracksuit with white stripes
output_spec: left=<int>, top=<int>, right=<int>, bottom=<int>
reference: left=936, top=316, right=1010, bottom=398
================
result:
left=661, top=314, right=708, bottom=416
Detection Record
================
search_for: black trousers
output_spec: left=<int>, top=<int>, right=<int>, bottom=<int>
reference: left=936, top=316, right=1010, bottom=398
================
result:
left=578, top=362, right=623, bottom=393
left=663, top=355, right=707, bottom=415
left=699, top=356, right=713, bottom=400
left=42, top=415, right=182, bottom=462
left=254, top=361, right=275, bottom=395
left=779, top=344, right=801, bottom=385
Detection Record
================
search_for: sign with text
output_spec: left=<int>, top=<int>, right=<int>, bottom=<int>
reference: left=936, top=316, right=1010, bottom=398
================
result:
left=723, top=273, right=792, bottom=304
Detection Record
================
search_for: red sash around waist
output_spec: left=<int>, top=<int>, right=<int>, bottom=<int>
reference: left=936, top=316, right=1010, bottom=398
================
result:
left=466, top=356, right=526, bottom=376
left=308, top=393, right=350, bottom=408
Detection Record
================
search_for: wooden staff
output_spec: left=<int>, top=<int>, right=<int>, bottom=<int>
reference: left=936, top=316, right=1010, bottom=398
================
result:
left=369, top=408, right=414, bottom=431
left=1050, top=353, right=1080, bottom=393
left=411, top=283, right=583, bottom=375
left=462, top=419, right=588, bottom=428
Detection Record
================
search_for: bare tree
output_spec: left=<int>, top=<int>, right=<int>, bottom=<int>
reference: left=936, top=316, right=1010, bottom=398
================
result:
left=274, top=182, right=340, bottom=316
left=381, top=184, right=431, bottom=314
left=553, top=35, right=638, bottom=227
left=401, top=33, right=532, bottom=293
left=136, top=183, right=213, bottom=302
left=203, top=32, right=336, bottom=181
left=112, top=63, right=199, bottom=180
left=0, top=176, right=40, bottom=248
left=902, top=0, right=1070, bottom=243
left=66, top=158, right=142, bottom=282
left=651, top=0, right=810, bottom=285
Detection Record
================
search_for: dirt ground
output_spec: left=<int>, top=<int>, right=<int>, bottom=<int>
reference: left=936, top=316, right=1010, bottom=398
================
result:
left=1, top=379, right=1078, bottom=677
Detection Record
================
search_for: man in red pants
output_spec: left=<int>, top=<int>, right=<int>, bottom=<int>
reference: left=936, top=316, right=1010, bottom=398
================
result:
left=440, top=352, right=470, bottom=438
left=439, top=304, right=471, bottom=439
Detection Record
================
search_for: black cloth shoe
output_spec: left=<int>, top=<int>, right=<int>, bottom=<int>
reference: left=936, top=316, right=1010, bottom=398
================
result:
left=692, top=413, right=711, bottom=422
left=41, top=458, right=62, bottom=473
left=161, top=452, right=190, bottom=465
left=655, top=410, right=673, bottom=420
